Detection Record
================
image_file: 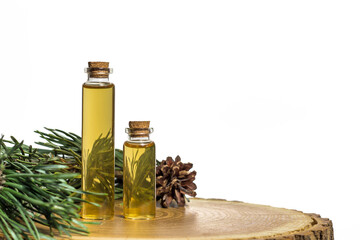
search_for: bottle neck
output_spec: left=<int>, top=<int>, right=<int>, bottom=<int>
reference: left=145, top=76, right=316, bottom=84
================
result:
left=125, top=127, right=153, bottom=143
left=87, top=76, right=109, bottom=82
left=127, top=135, right=151, bottom=142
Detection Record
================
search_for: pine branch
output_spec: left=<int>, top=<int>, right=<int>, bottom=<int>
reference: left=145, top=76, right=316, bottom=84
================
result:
left=35, top=128, right=124, bottom=199
left=0, top=137, right=89, bottom=240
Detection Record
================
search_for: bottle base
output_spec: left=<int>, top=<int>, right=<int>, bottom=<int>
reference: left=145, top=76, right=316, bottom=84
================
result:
left=124, top=214, right=155, bottom=220
left=81, top=214, right=114, bottom=220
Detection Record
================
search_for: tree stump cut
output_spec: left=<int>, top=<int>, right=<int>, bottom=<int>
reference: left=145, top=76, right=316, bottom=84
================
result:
left=72, top=198, right=333, bottom=240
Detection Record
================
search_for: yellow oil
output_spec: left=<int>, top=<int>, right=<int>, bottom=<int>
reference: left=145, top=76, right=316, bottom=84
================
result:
left=123, top=141, right=156, bottom=219
left=81, top=82, right=115, bottom=220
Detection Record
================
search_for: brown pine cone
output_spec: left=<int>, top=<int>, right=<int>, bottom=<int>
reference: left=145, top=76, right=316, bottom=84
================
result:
left=156, top=156, right=197, bottom=208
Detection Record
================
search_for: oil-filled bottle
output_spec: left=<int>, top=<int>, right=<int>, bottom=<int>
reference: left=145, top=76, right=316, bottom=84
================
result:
left=81, top=62, right=115, bottom=220
left=123, top=121, right=156, bottom=219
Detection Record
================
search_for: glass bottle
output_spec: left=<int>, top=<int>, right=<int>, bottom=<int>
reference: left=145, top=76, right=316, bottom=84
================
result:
left=123, top=121, right=156, bottom=219
left=81, top=62, right=115, bottom=220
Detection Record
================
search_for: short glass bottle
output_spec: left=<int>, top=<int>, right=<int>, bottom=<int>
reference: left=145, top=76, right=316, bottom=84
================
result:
left=123, top=121, right=156, bottom=220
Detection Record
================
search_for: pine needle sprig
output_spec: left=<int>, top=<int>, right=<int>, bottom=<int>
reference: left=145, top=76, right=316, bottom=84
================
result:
left=0, top=136, right=89, bottom=240
left=34, top=128, right=124, bottom=199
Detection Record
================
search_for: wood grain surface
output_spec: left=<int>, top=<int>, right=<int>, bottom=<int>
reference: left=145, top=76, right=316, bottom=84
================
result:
left=69, top=198, right=333, bottom=240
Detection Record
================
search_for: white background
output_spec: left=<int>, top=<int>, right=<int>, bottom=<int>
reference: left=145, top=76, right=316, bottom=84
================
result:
left=1, top=0, right=359, bottom=239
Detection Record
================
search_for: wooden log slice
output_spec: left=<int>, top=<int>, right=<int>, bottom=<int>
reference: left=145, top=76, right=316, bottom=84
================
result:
left=71, top=198, right=333, bottom=240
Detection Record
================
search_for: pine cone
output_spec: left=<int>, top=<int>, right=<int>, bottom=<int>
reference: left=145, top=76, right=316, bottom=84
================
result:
left=156, top=156, right=197, bottom=208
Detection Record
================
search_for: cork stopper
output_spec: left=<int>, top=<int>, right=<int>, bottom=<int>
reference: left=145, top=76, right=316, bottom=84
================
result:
left=85, top=61, right=112, bottom=78
left=127, top=121, right=152, bottom=137
left=89, top=62, right=109, bottom=68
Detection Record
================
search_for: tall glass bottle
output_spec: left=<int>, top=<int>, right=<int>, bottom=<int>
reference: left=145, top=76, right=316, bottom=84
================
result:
left=81, top=62, right=115, bottom=220
left=123, top=121, right=156, bottom=219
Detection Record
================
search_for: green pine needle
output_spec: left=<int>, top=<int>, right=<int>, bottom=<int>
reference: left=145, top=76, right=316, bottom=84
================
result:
left=0, top=136, right=89, bottom=240
left=35, top=128, right=124, bottom=199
